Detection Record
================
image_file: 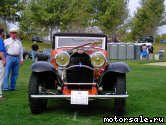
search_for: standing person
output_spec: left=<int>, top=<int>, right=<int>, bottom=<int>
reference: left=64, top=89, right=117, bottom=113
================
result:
left=148, top=45, right=154, bottom=60
left=31, top=41, right=39, bottom=61
left=0, top=28, right=6, bottom=100
left=3, top=28, right=24, bottom=91
left=140, top=44, right=148, bottom=60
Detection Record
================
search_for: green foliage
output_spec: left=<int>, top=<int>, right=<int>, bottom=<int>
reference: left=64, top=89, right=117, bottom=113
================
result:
left=30, top=0, right=73, bottom=28
left=0, top=0, right=23, bottom=22
left=131, top=0, right=165, bottom=40
left=20, top=0, right=77, bottom=41
left=65, top=0, right=93, bottom=32
left=156, top=34, right=166, bottom=43
left=0, top=17, right=8, bottom=30
left=19, top=0, right=129, bottom=39
left=121, top=32, right=133, bottom=42
left=21, top=0, right=94, bottom=32
left=19, top=1, right=50, bottom=39
left=91, top=0, right=129, bottom=36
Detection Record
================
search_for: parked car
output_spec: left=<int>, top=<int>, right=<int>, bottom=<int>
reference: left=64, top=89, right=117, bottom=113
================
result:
left=138, top=35, right=154, bottom=43
left=35, top=48, right=51, bottom=61
left=28, top=33, right=130, bottom=116
left=32, top=36, right=42, bottom=42
left=23, top=48, right=31, bottom=59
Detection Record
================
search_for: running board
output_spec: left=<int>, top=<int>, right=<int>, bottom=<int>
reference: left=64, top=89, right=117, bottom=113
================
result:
left=31, top=94, right=128, bottom=99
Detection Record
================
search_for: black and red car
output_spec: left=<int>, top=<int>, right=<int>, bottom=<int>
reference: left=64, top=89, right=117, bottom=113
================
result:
left=28, top=33, right=130, bottom=116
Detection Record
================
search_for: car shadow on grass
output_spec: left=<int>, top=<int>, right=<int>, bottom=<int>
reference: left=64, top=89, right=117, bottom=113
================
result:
left=45, top=99, right=115, bottom=116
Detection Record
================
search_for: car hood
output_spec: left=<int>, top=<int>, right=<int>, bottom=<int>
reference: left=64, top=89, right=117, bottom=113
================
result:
left=53, top=47, right=105, bottom=55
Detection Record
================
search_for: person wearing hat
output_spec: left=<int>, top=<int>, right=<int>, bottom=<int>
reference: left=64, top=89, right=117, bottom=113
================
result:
left=0, top=28, right=7, bottom=100
left=3, top=28, right=24, bottom=91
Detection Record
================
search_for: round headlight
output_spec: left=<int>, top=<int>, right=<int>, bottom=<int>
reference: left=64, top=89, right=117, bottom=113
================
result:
left=91, top=52, right=106, bottom=67
left=55, top=51, right=70, bottom=66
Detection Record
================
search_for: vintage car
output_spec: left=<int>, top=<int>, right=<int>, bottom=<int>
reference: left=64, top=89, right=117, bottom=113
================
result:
left=138, top=35, right=154, bottom=43
left=32, top=35, right=42, bottom=42
left=28, top=33, right=130, bottom=116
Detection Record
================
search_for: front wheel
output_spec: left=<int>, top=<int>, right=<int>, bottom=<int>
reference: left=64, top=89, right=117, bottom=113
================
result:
left=28, top=72, right=47, bottom=114
left=114, top=74, right=126, bottom=116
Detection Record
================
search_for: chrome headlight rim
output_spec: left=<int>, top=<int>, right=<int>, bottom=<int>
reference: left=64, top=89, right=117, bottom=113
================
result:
left=55, top=51, right=70, bottom=67
left=91, top=51, right=106, bottom=68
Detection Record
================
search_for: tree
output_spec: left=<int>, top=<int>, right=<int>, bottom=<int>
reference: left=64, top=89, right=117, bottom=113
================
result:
left=65, top=0, right=93, bottom=32
left=28, top=0, right=75, bottom=42
left=131, top=0, right=165, bottom=39
left=91, top=0, right=129, bottom=37
left=0, top=17, right=8, bottom=31
left=0, top=0, right=23, bottom=33
left=0, top=0, right=23, bottom=22
left=20, top=0, right=94, bottom=41
left=19, top=0, right=129, bottom=41
left=19, top=3, right=49, bottom=39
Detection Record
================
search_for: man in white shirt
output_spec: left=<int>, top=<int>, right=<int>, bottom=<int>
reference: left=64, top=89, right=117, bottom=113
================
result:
left=3, top=28, right=24, bottom=91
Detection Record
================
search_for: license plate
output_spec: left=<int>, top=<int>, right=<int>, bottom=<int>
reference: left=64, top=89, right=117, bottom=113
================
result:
left=71, top=91, right=88, bottom=105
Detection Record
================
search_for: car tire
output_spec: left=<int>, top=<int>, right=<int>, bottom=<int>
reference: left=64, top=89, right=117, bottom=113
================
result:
left=114, top=74, right=126, bottom=116
left=28, top=72, right=47, bottom=114
left=24, top=54, right=29, bottom=59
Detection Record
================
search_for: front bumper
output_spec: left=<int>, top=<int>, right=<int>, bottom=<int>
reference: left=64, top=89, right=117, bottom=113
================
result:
left=31, top=94, right=128, bottom=99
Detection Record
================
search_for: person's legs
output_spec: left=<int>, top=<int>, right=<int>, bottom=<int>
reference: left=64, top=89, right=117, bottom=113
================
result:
left=32, top=51, right=35, bottom=61
left=3, top=56, right=13, bottom=90
left=10, top=57, right=20, bottom=90
left=0, top=61, right=5, bottom=97
left=149, top=54, right=153, bottom=60
left=140, top=54, right=142, bottom=60
left=34, top=51, right=37, bottom=59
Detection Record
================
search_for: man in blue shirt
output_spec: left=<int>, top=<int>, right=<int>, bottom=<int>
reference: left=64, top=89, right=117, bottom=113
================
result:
left=0, top=28, right=6, bottom=100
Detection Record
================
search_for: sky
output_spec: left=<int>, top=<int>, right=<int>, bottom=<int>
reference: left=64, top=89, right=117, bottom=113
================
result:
left=128, top=0, right=140, bottom=17
left=9, top=0, right=166, bottom=35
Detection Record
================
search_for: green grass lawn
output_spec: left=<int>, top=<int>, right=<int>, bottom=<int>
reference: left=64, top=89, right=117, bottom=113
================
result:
left=22, top=40, right=51, bottom=51
left=0, top=60, right=166, bottom=125
left=0, top=42, right=166, bottom=125
left=153, top=43, right=166, bottom=60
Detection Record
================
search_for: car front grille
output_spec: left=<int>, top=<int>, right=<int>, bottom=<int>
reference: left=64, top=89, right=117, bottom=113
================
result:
left=67, top=85, right=92, bottom=90
left=66, top=52, right=94, bottom=83
left=66, top=66, right=94, bottom=83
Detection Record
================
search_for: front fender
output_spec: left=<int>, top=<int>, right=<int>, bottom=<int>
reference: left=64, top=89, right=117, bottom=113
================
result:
left=106, top=62, right=130, bottom=73
left=31, top=61, right=55, bottom=72
left=99, top=62, right=129, bottom=90
left=31, top=61, right=63, bottom=88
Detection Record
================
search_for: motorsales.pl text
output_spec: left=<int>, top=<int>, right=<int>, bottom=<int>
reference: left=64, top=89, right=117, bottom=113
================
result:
left=103, top=115, right=164, bottom=123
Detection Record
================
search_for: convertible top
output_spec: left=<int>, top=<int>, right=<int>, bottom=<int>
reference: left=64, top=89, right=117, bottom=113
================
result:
left=53, top=32, right=107, bottom=37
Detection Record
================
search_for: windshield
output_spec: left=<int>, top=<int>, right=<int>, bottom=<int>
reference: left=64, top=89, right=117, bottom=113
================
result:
left=55, top=36, right=106, bottom=49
